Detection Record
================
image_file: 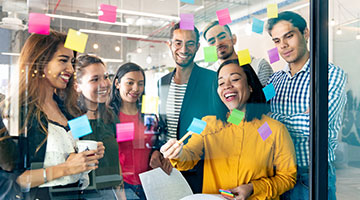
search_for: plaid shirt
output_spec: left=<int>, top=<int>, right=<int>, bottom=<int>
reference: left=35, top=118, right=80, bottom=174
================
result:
left=268, top=59, right=347, bottom=167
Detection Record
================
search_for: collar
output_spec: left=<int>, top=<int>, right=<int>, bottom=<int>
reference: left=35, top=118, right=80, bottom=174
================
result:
left=282, top=58, right=310, bottom=77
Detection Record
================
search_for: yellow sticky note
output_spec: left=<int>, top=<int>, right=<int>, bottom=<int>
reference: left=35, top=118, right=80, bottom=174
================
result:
left=64, top=29, right=88, bottom=53
left=267, top=4, right=278, bottom=19
left=141, top=95, right=159, bottom=115
left=237, top=49, right=251, bottom=66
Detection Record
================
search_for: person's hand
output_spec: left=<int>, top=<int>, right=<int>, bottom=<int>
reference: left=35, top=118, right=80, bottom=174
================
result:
left=63, top=151, right=99, bottom=175
left=96, top=142, right=105, bottom=160
left=149, top=150, right=173, bottom=175
left=160, top=139, right=183, bottom=159
left=223, top=183, right=253, bottom=200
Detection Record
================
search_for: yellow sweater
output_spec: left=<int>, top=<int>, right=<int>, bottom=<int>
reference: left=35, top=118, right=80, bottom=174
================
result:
left=171, top=115, right=297, bottom=200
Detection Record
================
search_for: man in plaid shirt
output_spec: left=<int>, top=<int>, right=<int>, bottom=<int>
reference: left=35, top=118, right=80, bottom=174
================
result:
left=266, top=11, right=347, bottom=200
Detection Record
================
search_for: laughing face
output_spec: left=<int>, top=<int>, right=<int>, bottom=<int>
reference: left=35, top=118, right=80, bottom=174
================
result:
left=44, top=44, right=75, bottom=89
left=205, top=25, right=236, bottom=60
left=76, top=63, right=111, bottom=104
left=217, top=63, right=252, bottom=111
left=117, top=71, right=144, bottom=104
left=168, top=29, right=199, bottom=68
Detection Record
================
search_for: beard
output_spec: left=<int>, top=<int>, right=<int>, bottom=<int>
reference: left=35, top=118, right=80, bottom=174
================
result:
left=174, top=54, right=196, bottom=68
left=217, top=45, right=235, bottom=60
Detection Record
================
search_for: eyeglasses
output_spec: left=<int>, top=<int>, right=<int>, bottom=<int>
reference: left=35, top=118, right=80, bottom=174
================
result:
left=171, top=40, right=197, bottom=50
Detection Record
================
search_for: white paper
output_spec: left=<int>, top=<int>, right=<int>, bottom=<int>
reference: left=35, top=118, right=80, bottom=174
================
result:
left=180, top=194, right=224, bottom=200
left=139, top=168, right=193, bottom=200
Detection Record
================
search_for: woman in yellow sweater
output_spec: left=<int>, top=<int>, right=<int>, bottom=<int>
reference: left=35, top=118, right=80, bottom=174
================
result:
left=161, top=59, right=297, bottom=200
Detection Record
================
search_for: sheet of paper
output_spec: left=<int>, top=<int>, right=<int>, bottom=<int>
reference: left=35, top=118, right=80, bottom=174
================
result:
left=28, top=13, right=50, bottom=35
left=187, top=118, right=207, bottom=134
left=180, top=13, right=194, bottom=30
left=204, top=46, right=218, bottom=62
left=98, top=4, right=117, bottom=23
left=227, top=108, right=245, bottom=125
left=267, top=4, right=278, bottom=19
left=216, top=8, right=232, bottom=26
left=237, top=49, right=252, bottom=66
left=64, top=29, right=88, bottom=53
left=139, top=168, right=193, bottom=200
left=68, top=115, right=92, bottom=138
left=258, top=122, right=272, bottom=141
left=116, top=122, right=134, bottom=142
left=267, top=47, right=280, bottom=64
left=180, top=194, right=224, bottom=200
left=252, top=17, right=264, bottom=34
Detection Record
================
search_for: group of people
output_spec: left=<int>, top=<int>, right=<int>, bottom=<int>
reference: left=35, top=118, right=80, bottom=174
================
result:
left=0, top=11, right=346, bottom=200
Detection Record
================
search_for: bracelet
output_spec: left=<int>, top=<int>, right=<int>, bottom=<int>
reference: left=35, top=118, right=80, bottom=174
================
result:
left=43, top=168, right=48, bottom=183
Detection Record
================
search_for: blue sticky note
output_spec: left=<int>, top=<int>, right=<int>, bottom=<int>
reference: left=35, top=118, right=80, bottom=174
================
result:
left=181, top=0, right=194, bottom=4
left=68, top=115, right=93, bottom=138
left=252, top=17, right=264, bottom=34
left=263, top=83, right=276, bottom=101
left=187, top=118, right=207, bottom=134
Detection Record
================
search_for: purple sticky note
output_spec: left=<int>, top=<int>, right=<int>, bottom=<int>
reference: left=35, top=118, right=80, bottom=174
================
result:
left=267, top=47, right=280, bottom=64
left=216, top=8, right=232, bottom=26
left=28, top=13, right=50, bottom=35
left=258, top=122, right=272, bottom=141
left=98, top=4, right=117, bottom=23
left=116, top=122, right=134, bottom=142
left=180, top=13, right=194, bottom=30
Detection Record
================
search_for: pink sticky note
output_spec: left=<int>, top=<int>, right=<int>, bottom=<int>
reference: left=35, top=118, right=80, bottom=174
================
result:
left=116, top=122, right=134, bottom=142
left=216, top=8, right=232, bottom=26
left=28, top=13, right=50, bottom=35
left=258, top=122, right=272, bottom=141
left=180, top=13, right=194, bottom=30
left=98, top=4, right=117, bottom=23
left=267, top=47, right=280, bottom=64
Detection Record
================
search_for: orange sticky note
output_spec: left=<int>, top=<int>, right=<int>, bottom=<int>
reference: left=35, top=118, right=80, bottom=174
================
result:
left=141, top=95, right=159, bottom=115
left=267, top=4, right=278, bottom=19
left=237, top=49, right=251, bottom=66
left=64, top=29, right=88, bottom=53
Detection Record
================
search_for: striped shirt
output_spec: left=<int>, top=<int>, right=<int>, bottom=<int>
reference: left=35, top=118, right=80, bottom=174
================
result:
left=268, top=59, right=347, bottom=167
left=165, top=78, right=187, bottom=141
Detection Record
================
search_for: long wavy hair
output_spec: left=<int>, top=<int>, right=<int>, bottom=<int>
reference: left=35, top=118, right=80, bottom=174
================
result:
left=217, top=59, right=270, bottom=122
left=107, top=62, right=145, bottom=116
left=75, top=54, right=114, bottom=124
left=16, top=30, right=81, bottom=152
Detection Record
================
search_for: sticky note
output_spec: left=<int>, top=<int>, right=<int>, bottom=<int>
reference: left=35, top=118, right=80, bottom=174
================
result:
left=68, top=115, right=92, bottom=139
left=180, top=13, right=194, bottom=30
left=252, top=17, right=264, bottom=34
left=187, top=118, right=207, bottom=134
left=204, top=46, right=218, bottom=62
left=141, top=95, right=159, bottom=115
left=98, top=4, right=117, bottom=23
left=181, top=0, right=194, bottom=4
left=267, top=4, right=278, bottom=19
left=28, top=13, right=50, bottom=35
left=64, top=29, right=88, bottom=53
left=219, top=189, right=233, bottom=195
left=227, top=109, right=245, bottom=125
left=267, top=47, right=280, bottom=64
left=216, top=8, right=232, bottom=26
left=258, top=122, right=272, bottom=141
left=237, top=49, right=251, bottom=66
left=263, top=83, right=276, bottom=101
left=116, top=122, right=134, bottom=142
left=221, top=192, right=235, bottom=198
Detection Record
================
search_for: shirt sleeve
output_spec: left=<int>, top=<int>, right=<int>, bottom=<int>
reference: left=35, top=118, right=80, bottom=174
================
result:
left=251, top=123, right=297, bottom=198
left=257, top=59, right=274, bottom=87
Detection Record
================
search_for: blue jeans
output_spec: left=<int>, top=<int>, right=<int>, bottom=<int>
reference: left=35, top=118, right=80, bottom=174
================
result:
left=281, top=164, right=336, bottom=200
left=124, top=182, right=146, bottom=200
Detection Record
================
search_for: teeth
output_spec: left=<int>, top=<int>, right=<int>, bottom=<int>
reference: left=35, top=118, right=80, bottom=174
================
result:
left=97, top=91, right=107, bottom=95
left=224, top=93, right=236, bottom=98
left=178, top=55, right=187, bottom=59
left=60, top=75, right=70, bottom=80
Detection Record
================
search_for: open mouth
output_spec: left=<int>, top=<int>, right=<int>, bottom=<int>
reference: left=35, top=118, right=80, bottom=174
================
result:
left=97, top=90, right=108, bottom=95
left=224, top=92, right=237, bottom=102
left=60, top=74, right=71, bottom=83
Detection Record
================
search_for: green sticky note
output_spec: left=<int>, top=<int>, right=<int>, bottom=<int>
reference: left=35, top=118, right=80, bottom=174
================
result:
left=237, top=49, right=252, bottom=66
left=227, top=109, right=245, bottom=125
left=204, top=46, right=218, bottom=62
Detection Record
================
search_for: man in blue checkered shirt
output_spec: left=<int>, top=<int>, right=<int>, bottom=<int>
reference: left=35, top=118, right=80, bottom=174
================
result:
left=266, top=11, right=347, bottom=200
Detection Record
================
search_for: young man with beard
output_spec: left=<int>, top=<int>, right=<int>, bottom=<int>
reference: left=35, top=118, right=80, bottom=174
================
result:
left=267, top=11, right=347, bottom=200
left=149, top=22, right=227, bottom=194
left=203, top=21, right=273, bottom=86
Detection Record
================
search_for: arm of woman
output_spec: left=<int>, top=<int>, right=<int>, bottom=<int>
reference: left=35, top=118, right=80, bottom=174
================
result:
left=16, top=149, right=100, bottom=188
left=250, top=124, right=297, bottom=199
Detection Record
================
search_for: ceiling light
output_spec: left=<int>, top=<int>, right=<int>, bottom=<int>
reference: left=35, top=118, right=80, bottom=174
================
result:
left=93, top=43, right=99, bottom=49
left=116, top=9, right=180, bottom=21
left=115, top=46, right=120, bottom=52
left=356, top=34, right=360, bottom=40
left=329, top=18, right=336, bottom=26
left=45, top=14, right=128, bottom=26
left=102, top=58, right=124, bottom=63
left=137, top=47, right=142, bottom=53
left=1, top=52, right=20, bottom=56
left=146, top=55, right=152, bottom=64
left=336, top=28, right=342, bottom=35
left=79, top=29, right=149, bottom=39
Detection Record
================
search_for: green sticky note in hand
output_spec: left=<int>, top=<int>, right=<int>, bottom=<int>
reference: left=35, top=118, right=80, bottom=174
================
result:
left=227, top=109, right=245, bottom=125
left=204, top=46, right=218, bottom=62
